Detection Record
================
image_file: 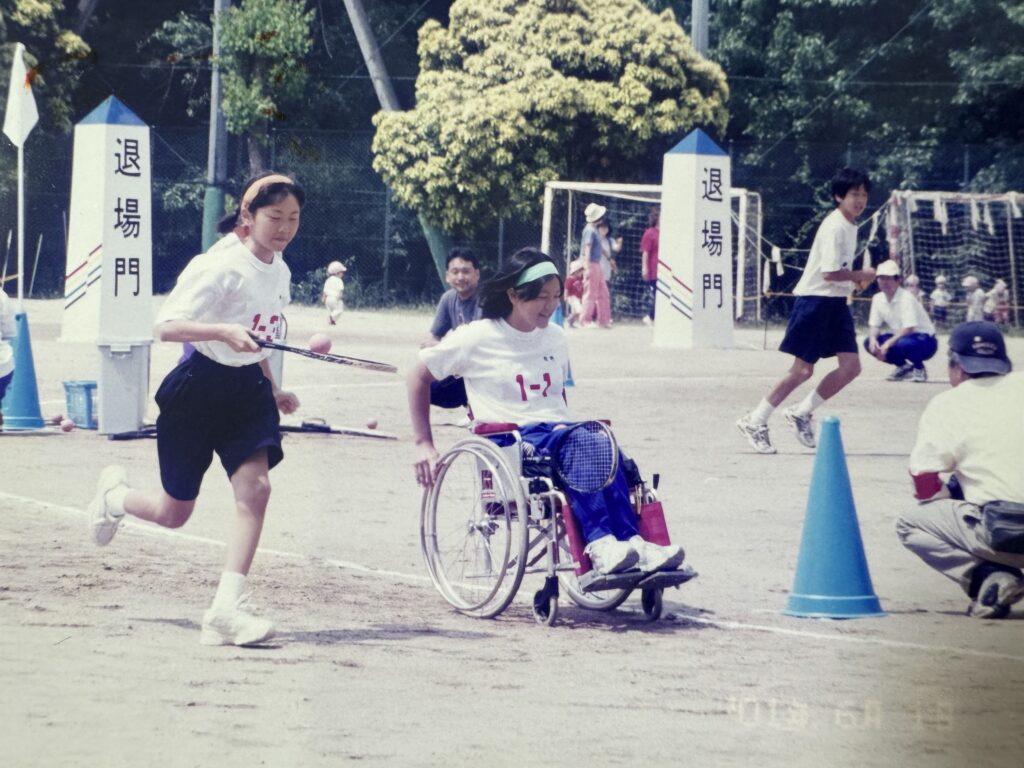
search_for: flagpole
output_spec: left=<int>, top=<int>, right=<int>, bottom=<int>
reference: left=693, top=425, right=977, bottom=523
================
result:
left=16, top=142, right=24, bottom=311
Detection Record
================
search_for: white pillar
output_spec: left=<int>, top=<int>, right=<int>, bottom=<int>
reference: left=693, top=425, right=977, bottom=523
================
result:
left=653, top=128, right=734, bottom=349
left=61, top=96, right=152, bottom=433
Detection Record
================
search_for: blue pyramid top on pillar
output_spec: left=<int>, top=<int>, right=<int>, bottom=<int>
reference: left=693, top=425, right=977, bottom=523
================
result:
left=784, top=416, right=885, bottom=619
left=79, top=96, right=147, bottom=126
left=1, top=312, right=45, bottom=430
left=668, top=128, right=727, bottom=156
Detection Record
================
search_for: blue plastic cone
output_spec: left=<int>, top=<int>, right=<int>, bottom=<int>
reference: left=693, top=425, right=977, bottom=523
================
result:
left=784, top=416, right=884, bottom=618
left=1, top=312, right=45, bottom=430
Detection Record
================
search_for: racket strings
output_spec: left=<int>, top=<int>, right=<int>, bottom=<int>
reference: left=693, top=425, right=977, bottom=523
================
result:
left=554, top=422, right=617, bottom=493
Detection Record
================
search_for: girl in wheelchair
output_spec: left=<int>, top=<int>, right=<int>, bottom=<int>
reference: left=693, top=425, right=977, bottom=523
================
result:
left=408, top=247, right=685, bottom=576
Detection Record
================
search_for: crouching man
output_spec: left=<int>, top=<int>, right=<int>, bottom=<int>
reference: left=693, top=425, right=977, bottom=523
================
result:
left=898, top=321, right=1024, bottom=618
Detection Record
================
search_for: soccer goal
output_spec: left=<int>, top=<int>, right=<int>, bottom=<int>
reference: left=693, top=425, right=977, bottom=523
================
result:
left=887, top=190, right=1023, bottom=327
left=541, top=181, right=764, bottom=322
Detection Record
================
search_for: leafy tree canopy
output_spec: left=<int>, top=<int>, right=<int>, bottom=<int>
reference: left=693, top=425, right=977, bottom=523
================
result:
left=372, top=0, right=728, bottom=235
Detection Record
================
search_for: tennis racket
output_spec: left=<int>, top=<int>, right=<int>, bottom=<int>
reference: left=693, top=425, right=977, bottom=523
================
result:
left=551, top=421, right=619, bottom=493
left=254, top=339, right=397, bottom=373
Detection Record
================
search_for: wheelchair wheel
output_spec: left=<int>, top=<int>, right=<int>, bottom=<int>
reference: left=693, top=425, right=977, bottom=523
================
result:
left=556, top=524, right=630, bottom=612
left=421, top=437, right=528, bottom=619
left=641, top=587, right=663, bottom=621
left=532, top=577, right=560, bottom=626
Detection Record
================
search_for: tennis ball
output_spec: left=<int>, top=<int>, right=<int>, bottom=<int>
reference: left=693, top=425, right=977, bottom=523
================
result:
left=60, top=419, right=75, bottom=432
left=366, top=419, right=378, bottom=430
left=308, top=333, right=332, bottom=354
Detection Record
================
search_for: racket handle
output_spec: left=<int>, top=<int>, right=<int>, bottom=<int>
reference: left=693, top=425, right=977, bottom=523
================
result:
left=652, top=473, right=660, bottom=490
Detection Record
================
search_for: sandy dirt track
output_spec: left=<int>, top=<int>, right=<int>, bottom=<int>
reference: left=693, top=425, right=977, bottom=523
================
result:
left=2, top=298, right=1022, bottom=768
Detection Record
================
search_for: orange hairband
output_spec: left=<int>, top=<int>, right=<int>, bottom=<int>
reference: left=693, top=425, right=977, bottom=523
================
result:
left=240, top=173, right=294, bottom=216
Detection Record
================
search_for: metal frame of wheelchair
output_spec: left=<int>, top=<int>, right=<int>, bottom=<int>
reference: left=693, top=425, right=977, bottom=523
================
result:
left=419, top=425, right=697, bottom=626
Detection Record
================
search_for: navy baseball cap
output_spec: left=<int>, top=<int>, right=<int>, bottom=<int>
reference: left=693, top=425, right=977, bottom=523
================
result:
left=949, top=321, right=1012, bottom=375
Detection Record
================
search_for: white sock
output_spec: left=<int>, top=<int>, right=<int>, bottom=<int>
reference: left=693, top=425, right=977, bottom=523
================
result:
left=213, top=572, right=247, bottom=609
left=795, top=390, right=825, bottom=416
left=750, top=398, right=774, bottom=425
left=106, top=485, right=129, bottom=517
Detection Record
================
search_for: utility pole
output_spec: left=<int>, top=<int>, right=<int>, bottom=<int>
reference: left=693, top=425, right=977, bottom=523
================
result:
left=201, top=0, right=230, bottom=251
left=342, top=0, right=451, bottom=283
left=692, top=0, right=709, bottom=56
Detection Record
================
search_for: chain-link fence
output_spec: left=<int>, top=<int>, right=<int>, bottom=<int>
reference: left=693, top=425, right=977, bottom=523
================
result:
left=0, top=129, right=1010, bottom=310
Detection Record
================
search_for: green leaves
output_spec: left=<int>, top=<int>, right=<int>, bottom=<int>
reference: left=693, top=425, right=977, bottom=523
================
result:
left=372, top=0, right=728, bottom=235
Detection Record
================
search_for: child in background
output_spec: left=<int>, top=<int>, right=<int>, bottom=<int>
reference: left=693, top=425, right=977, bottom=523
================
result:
left=929, top=275, right=951, bottom=324
left=0, top=288, right=15, bottom=429
left=962, top=276, right=986, bottom=322
left=564, top=259, right=585, bottom=327
left=322, top=260, right=346, bottom=325
left=985, top=278, right=1010, bottom=325
left=904, top=274, right=922, bottom=302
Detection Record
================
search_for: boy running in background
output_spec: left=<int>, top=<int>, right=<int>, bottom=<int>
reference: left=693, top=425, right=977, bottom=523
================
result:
left=737, top=168, right=877, bottom=454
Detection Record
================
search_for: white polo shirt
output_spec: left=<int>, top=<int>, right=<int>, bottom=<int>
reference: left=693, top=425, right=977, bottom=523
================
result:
left=910, top=373, right=1024, bottom=505
left=868, top=286, right=935, bottom=335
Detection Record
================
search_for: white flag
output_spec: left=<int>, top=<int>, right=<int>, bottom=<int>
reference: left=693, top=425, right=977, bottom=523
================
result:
left=3, top=43, right=39, bottom=148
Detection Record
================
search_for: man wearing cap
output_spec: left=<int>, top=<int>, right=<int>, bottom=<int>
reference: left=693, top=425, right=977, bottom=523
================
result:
left=579, top=202, right=612, bottom=328
left=864, top=260, right=938, bottom=382
left=898, top=321, right=1024, bottom=619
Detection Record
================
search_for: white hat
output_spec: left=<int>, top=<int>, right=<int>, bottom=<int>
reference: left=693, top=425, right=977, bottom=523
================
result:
left=875, top=260, right=900, bottom=278
left=962, top=275, right=978, bottom=288
left=569, top=259, right=585, bottom=273
left=328, top=261, right=346, bottom=275
left=584, top=203, right=607, bottom=223
left=935, top=274, right=947, bottom=283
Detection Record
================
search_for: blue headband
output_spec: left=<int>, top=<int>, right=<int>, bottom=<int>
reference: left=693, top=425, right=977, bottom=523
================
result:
left=515, top=261, right=559, bottom=287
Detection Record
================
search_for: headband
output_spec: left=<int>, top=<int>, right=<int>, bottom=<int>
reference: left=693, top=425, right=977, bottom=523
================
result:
left=515, top=261, right=559, bottom=287
left=240, top=173, right=294, bottom=216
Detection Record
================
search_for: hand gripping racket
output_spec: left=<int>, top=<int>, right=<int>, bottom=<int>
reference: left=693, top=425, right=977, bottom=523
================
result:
left=255, top=339, right=397, bottom=373
left=551, top=421, right=619, bottom=493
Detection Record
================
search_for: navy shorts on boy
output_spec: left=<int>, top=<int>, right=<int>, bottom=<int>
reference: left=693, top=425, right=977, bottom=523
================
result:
left=779, top=296, right=858, bottom=363
left=155, top=352, right=283, bottom=501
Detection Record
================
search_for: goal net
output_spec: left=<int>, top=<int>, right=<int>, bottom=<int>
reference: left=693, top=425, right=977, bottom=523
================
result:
left=887, top=190, right=1022, bottom=327
left=541, top=181, right=764, bottom=323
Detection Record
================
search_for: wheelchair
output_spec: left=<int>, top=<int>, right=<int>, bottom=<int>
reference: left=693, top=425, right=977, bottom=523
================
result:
left=419, top=423, right=697, bottom=626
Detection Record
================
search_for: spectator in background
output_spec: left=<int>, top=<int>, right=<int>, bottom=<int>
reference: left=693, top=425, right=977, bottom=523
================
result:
left=904, top=273, right=922, bottom=302
left=985, top=278, right=1010, bottom=325
left=929, top=274, right=952, bottom=325
left=962, top=275, right=986, bottom=322
left=321, top=260, right=346, bottom=325
left=640, top=207, right=660, bottom=325
left=864, top=260, right=938, bottom=383
left=564, top=259, right=585, bottom=328
left=579, top=203, right=612, bottom=329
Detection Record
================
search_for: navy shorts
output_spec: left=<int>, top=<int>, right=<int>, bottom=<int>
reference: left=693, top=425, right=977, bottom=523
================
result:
left=780, top=296, right=858, bottom=363
left=0, top=371, right=12, bottom=404
left=154, top=352, right=283, bottom=501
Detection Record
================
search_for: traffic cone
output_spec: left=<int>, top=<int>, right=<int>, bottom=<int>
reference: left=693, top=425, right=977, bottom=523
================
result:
left=784, top=416, right=884, bottom=618
left=0, top=312, right=45, bottom=430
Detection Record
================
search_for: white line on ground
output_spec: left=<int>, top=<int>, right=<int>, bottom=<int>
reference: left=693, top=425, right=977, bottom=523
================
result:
left=4, top=489, right=1022, bottom=664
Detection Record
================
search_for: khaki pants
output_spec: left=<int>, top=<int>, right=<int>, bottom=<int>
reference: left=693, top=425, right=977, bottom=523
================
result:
left=896, top=500, right=1024, bottom=595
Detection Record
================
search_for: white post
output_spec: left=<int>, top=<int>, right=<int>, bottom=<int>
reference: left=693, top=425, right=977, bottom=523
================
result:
left=61, top=96, right=153, bottom=433
left=653, top=129, right=734, bottom=349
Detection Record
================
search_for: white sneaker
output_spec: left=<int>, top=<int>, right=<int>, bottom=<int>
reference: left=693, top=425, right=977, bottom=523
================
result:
left=584, top=535, right=639, bottom=575
left=782, top=406, right=816, bottom=449
left=968, top=571, right=1024, bottom=619
left=736, top=413, right=776, bottom=454
left=629, top=536, right=685, bottom=573
left=200, top=595, right=276, bottom=646
left=911, top=366, right=928, bottom=383
left=88, top=465, right=128, bottom=546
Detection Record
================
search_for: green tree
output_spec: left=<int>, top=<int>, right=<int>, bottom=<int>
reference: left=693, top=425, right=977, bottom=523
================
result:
left=0, top=1, right=91, bottom=132
left=217, top=0, right=315, bottom=173
left=371, top=0, right=728, bottom=235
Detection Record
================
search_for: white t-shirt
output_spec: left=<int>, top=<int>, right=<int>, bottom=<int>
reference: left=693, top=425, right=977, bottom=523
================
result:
left=793, top=208, right=859, bottom=298
left=419, top=319, right=572, bottom=425
left=868, top=287, right=935, bottom=335
left=910, top=373, right=1024, bottom=505
left=156, top=238, right=291, bottom=367
left=323, top=275, right=344, bottom=299
left=0, top=290, right=15, bottom=378
left=929, top=287, right=951, bottom=308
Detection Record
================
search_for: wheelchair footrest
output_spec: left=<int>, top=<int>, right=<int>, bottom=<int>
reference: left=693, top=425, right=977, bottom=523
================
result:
left=637, top=566, right=698, bottom=589
left=578, top=565, right=698, bottom=594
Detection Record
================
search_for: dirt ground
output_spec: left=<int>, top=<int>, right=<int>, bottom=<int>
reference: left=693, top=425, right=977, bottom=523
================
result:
left=2, top=298, right=1022, bottom=768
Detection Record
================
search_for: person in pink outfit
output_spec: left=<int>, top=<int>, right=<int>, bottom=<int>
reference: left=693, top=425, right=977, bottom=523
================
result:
left=579, top=203, right=612, bottom=328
